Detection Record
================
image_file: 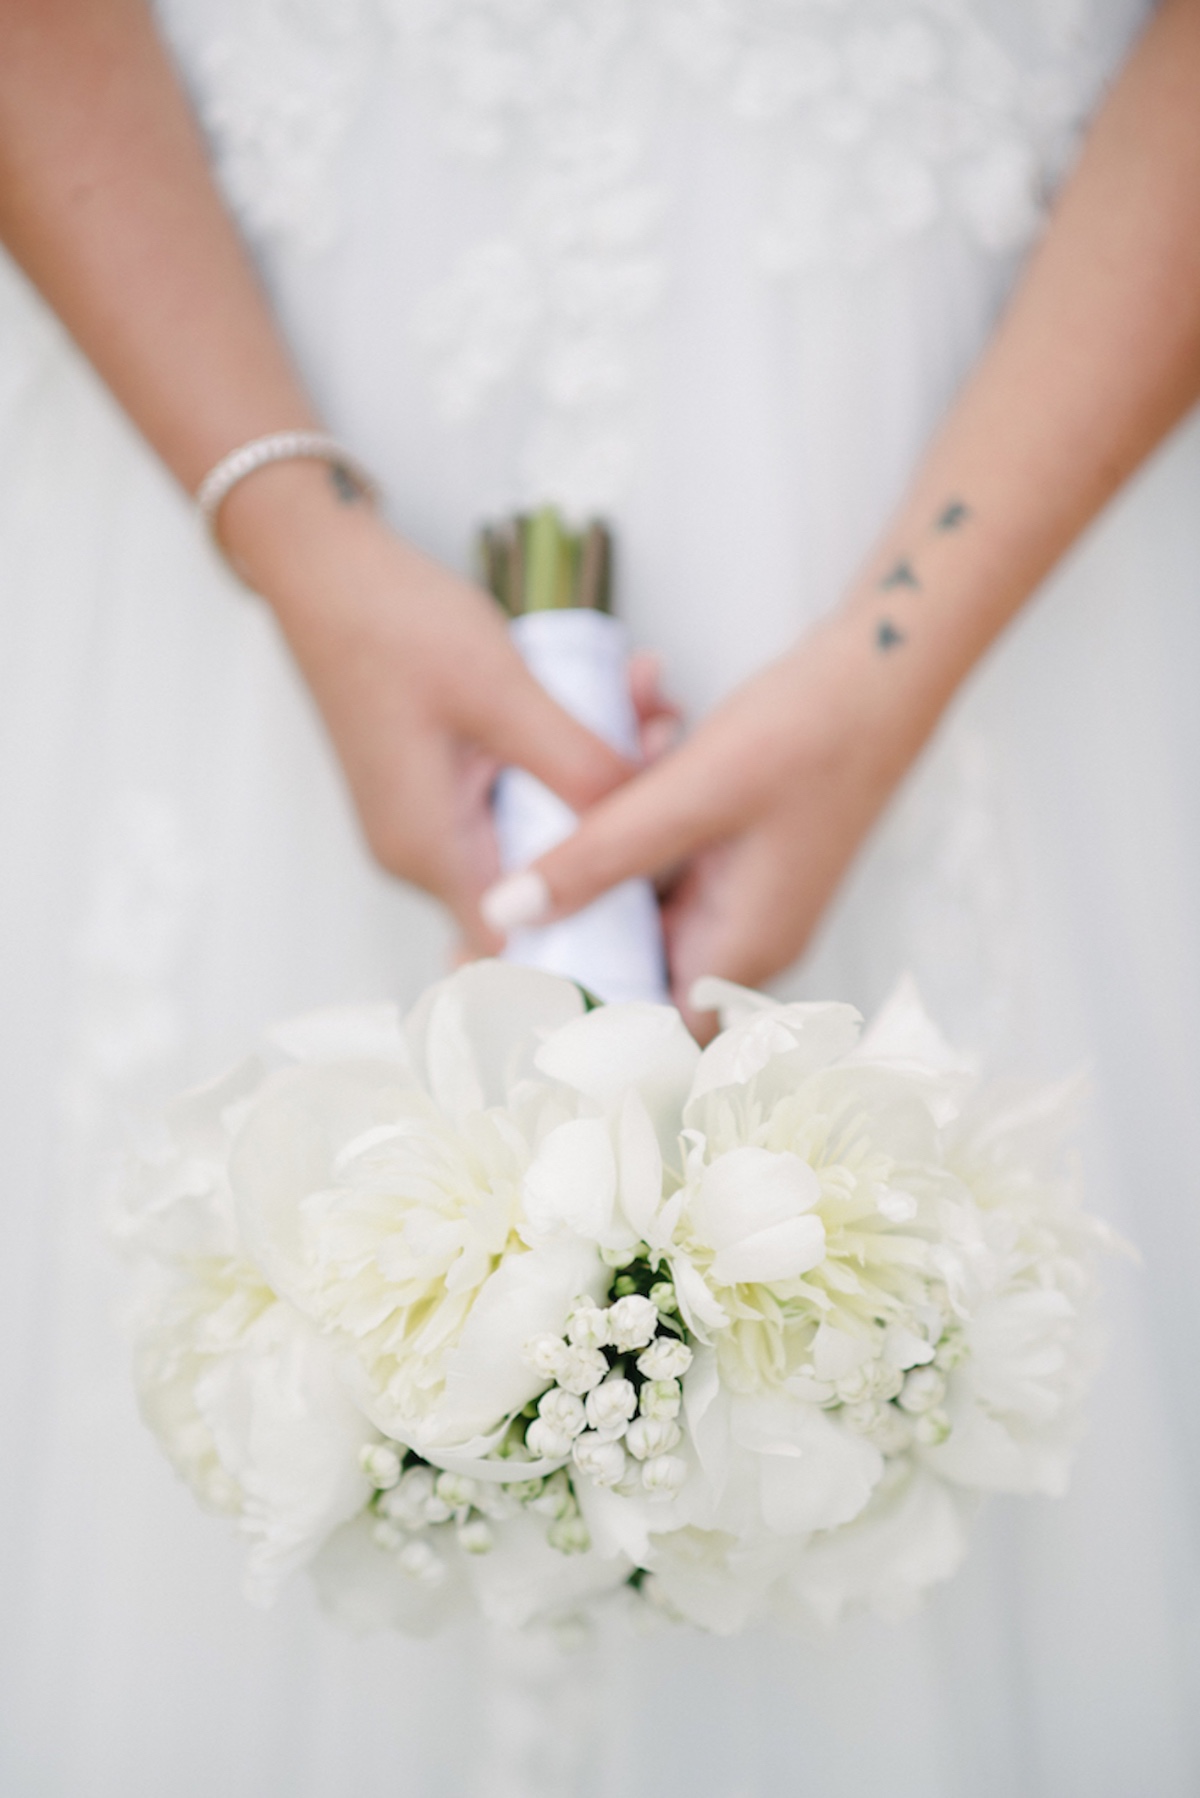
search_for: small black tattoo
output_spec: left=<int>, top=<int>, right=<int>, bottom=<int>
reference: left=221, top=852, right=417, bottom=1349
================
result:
left=876, top=619, right=906, bottom=652
left=935, top=499, right=970, bottom=531
left=330, top=461, right=362, bottom=504
left=880, top=559, right=919, bottom=590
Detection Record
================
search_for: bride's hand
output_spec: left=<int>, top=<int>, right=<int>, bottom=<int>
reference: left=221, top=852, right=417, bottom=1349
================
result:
left=482, top=610, right=934, bottom=1036
left=221, top=463, right=635, bottom=951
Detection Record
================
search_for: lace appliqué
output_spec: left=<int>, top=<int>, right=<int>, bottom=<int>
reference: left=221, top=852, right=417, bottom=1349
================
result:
left=405, top=1, right=664, bottom=512
left=156, top=0, right=379, bottom=252
left=654, top=1, right=1117, bottom=270
left=159, top=0, right=1132, bottom=509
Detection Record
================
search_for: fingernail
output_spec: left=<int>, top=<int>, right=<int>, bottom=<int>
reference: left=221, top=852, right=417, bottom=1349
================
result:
left=480, top=870, right=551, bottom=934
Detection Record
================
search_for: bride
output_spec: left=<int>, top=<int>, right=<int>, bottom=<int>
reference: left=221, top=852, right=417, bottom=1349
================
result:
left=1, top=1, right=1199, bottom=1792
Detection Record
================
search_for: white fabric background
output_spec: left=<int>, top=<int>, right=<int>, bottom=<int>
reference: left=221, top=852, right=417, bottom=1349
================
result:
left=3, top=1, right=1199, bottom=1792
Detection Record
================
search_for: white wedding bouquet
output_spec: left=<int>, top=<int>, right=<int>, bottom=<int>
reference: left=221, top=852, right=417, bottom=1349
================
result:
left=116, top=960, right=1110, bottom=1635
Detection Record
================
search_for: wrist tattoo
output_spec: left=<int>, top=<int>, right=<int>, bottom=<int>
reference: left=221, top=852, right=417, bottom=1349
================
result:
left=935, top=498, right=970, bottom=531
left=329, top=461, right=364, bottom=504
left=876, top=618, right=906, bottom=652
left=880, top=558, right=920, bottom=591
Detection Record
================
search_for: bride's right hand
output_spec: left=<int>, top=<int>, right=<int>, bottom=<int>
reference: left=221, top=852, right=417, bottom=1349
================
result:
left=219, top=461, right=635, bottom=951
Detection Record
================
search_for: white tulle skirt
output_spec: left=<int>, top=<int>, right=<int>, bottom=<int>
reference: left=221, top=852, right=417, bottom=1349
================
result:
left=3, top=90, right=1200, bottom=1795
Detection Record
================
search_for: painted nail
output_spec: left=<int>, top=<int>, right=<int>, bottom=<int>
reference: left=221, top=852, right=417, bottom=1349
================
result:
left=480, top=869, right=552, bottom=934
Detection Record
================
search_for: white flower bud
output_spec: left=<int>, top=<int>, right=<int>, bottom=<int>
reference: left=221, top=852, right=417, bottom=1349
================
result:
left=607, top=1294, right=659, bottom=1352
left=834, top=1366, right=873, bottom=1405
left=457, top=1518, right=495, bottom=1555
left=934, top=1332, right=968, bottom=1372
left=648, top=1280, right=678, bottom=1314
left=870, top=1362, right=906, bottom=1402
left=523, top=1333, right=567, bottom=1379
left=554, top=1345, right=610, bottom=1396
left=600, top=1245, right=638, bottom=1268
left=379, top=1465, right=436, bottom=1528
left=861, top=1408, right=912, bottom=1455
left=422, top=1494, right=454, bottom=1524
left=472, top=1485, right=516, bottom=1522
left=398, top=1539, right=447, bottom=1586
left=359, top=1442, right=403, bottom=1489
left=506, top=1477, right=545, bottom=1505
left=538, top=1387, right=588, bottom=1438
left=585, top=1377, right=638, bottom=1438
left=641, top=1454, right=687, bottom=1501
left=371, top=1518, right=405, bottom=1552
left=528, top=1470, right=574, bottom=1519
left=637, top=1337, right=693, bottom=1381
left=915, top=1408, right=952, bottom=1447
left=547, top=1511, right=591, bottom=1554
left=525, top=1417, right=575, bottom=1460
left=639, top=1378, right=682, bottom=1420
left=841, top=1400, right=883, bottom=1435
left=898, top=1367, right=948, bottom=1415
left=572, top=1431, right=628, bottom=1487
left=434, top=1470, right=479, bottom=1510
left=626, top=1414, right=683, bottom=1461
left=567, top=1301, right=611, bottom=1350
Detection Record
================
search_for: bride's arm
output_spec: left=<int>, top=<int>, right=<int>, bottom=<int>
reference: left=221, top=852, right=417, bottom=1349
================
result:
left=0, top=0, right=632, bottom=945
left=485, top=0, right=1200, bottom=1029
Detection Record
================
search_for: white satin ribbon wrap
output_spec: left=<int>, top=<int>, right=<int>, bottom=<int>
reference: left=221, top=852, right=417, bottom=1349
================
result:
left=494, top=610, right=668, bottom=1003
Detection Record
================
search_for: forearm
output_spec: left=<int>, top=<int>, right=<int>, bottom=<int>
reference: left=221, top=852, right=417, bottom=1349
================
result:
left=833, top=0, right=1200, bottom=756
left=0, top=0, right=315, bottom=500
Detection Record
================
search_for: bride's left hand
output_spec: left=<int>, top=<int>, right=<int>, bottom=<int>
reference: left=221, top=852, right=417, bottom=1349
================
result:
left=483, top=610, right=936, bottom=1037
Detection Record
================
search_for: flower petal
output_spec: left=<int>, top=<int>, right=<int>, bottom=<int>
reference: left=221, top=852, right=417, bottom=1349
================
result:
left=709, top=1216, right=826, bottom=1285
left=522, top=1118, right=617, bottom=1242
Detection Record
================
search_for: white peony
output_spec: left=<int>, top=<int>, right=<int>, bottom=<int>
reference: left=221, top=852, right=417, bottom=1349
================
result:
left=116, top=1059, right=376, bottom=1603
left=226, top=965, right=607, bottom=1459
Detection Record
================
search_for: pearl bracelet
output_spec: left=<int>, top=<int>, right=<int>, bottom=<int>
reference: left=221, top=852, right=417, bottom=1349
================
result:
left=195, top=430, right=380, bottom=541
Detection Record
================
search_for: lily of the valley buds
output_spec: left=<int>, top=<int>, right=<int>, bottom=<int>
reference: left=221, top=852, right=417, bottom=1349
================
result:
left=528, top=1470, right=574, bottom=1520
left=915, top=1409, right=952, bottom=1447
left=898, top=1367, right=947, bottom=1415
left=379, top=1465, right=437, bottom=1528
left=567, top=1300, right=611, bottom=1350
left=867, top=1409, right=913, bottom=1455
left=434, top=1470, right=479, bottom=1510
left=548, top=1512, right=591, bottom=1555
left=538, top=1387, right=588, bottom=1439
left=626, top=1415, right=683, bottom=1461
left=639, top=1378, right=682, bottom=1420
left=585, top=1377, right=638, bottom=1438
left=607, top=1294, right=659, bottom=1351
left=525, top=1417, right=576, bottom=1460
left=457, top=1518, right=495, bottom=1555
left=554, top=1345, right=610, bottom=1396
left=359, top=1443, right=402, bottom=1489
left=573, top=1432, right=627, bottom=1487
left=398, top=1539, right=446, bottom=1586
left=523, top=1334, right=567, bottom=1380
left=641, top=1453, right=687, bottom=1500
left=636, top=1337, right=693, bottom=1381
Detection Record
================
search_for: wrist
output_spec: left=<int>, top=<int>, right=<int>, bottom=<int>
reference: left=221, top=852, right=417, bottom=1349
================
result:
left=215, top=456, right=397, bottom=620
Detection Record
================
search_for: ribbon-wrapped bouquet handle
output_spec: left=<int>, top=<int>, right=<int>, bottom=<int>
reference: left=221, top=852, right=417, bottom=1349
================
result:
left=478, top=508, right=668, bottom=1004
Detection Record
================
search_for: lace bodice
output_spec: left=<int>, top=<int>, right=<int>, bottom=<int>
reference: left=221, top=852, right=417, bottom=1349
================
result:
left=159, top=0, right=1146, bottom=264
left=152, top=0, right=1149, bottom=517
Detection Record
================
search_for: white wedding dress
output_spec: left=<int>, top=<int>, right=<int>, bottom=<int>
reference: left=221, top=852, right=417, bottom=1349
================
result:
left=3, top=2, right=1199, bottom=1793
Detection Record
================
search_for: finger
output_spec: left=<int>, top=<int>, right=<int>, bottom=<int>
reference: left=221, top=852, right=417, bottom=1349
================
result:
left=479, top=739, right=748, bottom=935
left=477, top=671, right=636, bottom=812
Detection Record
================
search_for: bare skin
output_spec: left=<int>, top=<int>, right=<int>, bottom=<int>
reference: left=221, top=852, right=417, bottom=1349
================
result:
left=490, top=0, right=1200, bottom=1033
left=0, top=0, right=642, bottom=952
